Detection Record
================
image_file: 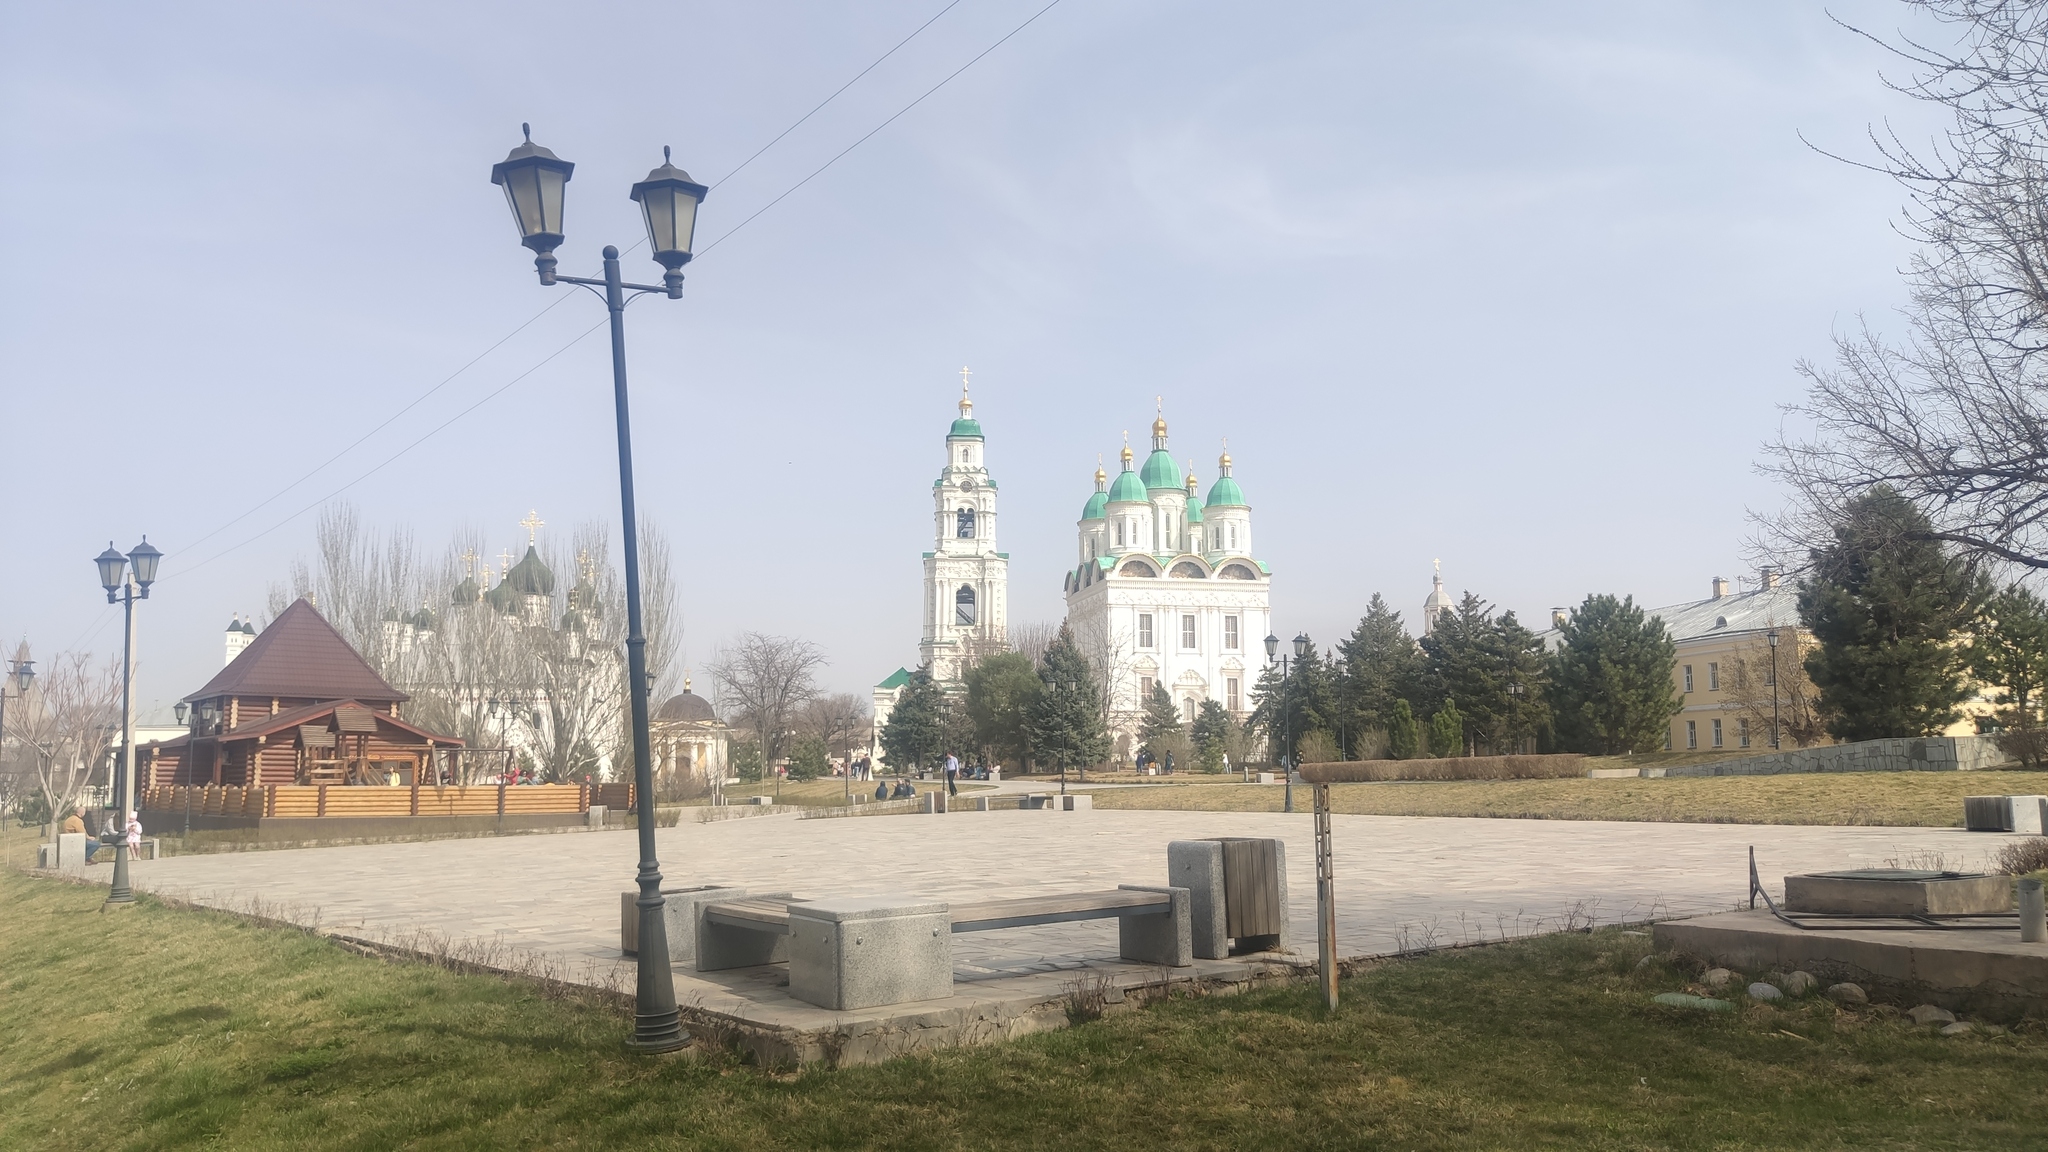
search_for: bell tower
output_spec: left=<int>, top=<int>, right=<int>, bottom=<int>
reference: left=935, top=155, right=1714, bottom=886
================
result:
left=920, top=369, right=1008, bottom=683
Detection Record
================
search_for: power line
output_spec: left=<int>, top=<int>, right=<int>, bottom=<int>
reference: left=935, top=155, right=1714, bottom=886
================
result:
left=698, top=0, right=1065, bottom=258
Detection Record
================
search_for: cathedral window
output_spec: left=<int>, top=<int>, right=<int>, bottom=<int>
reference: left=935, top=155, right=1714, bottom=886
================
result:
left=1224, top=615, right=1239, bottom=650
left=957, top=507, right=976, bottom=538
left=1228, top=524, right=1237, bottom=549
left=1138, top=613, right=1154, bottom=649
left=1219, top=563, right=1258, bottom=580
left=1140, top=675, right=1154, bottom=701
left=1115, top=521, right=1124, bottom=546
left=956, top=585, right=977, bottom=625
left=1227, top=677, right=1241, bottom=712
left=1181, top=614, right=1197, bottom=649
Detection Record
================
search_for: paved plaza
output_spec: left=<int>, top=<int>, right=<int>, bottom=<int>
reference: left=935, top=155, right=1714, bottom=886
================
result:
left=116, top=807, right=2028, bottom=973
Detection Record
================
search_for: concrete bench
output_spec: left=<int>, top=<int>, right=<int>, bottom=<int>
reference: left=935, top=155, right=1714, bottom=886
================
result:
left=1965, top=795, right=2048, bottom=833
left=693, top=884, right=1192, bottom=1010
left=37, top=834, right=157, bottom=871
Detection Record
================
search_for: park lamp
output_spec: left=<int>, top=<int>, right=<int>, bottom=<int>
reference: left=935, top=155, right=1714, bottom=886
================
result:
left=629, top=146, right=708, bottom=298
left=491, top=124, right=575, bottom=283
left=11, top=659, right=32, bottom=695
left=1293, top=632, right=1310, bottom=661
left=95, top=543, right=128, bottom=600
left=174, top=701, right=189, bottom=725
left=1768, top=629, right=1780, bottom=648
left=128, top=538, right=162, bottom=594
left=1264, top=633, right=1280, bottom=661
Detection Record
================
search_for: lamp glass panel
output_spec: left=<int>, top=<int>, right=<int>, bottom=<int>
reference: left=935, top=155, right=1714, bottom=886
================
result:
left=671, top=193, right=698, bottom=255
left=639, top=192, right=676, bottom=255
left=96, top=549, right=126, bottom=591
left=503, top=167, right=543, bottom=238
left=535, top=166, right=567, bottom=235
left=129, top=542, right=162, bottom=585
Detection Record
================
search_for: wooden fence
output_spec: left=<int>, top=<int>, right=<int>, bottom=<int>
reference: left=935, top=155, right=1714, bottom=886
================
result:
left=138, top=782, right=630, bottom=820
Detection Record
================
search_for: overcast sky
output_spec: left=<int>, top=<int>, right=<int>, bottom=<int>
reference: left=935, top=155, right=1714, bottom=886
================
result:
left=1, top=0, right=1955, bottom=717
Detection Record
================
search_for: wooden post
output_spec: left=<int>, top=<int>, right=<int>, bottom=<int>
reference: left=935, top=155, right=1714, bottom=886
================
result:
left=265, top=785, right=276, bottom=818
left=409, top=782, right=420, bottom=816
left=496, top=782, right=507, bottom=816
left=317, top=784, right=328, bottom=818
left=1314, top=781, right=1337, bottom=1013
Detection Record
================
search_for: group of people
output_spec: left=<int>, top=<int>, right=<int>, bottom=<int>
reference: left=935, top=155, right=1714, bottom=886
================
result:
left=58, top=806, right=142, bottom=864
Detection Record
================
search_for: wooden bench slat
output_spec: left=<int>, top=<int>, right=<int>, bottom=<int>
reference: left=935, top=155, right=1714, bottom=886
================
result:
left=949, top=889, right=1170, bottom=933
left=705, top=898, right=798, bottom=933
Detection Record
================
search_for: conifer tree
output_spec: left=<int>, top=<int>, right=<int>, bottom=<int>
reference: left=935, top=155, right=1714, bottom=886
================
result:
left=1386, top=698, right=1419, bottom=760
left=1026, top=622, right=1111, bottom=776
left=1138, top=682, right=1184, bottom=756
left=963, top=650, right=1042, bottom=769
left=878, top=665, right=947, bottom=774
left=1799, top=487, right=1987, bottom=740
left=1972, top=585, right=2048, bottom=766
left=1429, top=701, right=1465, bottom=758
left=1421, top=591, right=1550, bottom=754
left=1335, top=594, right=1424, bottom=750
left=1191, top=699, right=1235, bottom=772
left=1550, top=593, right=1681, bottom=754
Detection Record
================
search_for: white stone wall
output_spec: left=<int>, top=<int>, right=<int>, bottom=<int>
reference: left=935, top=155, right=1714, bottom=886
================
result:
left=1067, top=567, right=1270, bottom=752
left=920, top=427, right=1007, bottom=684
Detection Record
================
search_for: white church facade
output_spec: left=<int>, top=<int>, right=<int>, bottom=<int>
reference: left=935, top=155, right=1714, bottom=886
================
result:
left=1063, top=412, right=1271, bottom=755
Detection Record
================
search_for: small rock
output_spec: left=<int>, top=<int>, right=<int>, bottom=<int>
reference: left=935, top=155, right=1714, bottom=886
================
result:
left=1702, top=968, right=1735, bottom=989
left=1782, top=971, right=1818, bottom=997
left=1634, top=955, right=1658, bottom=971
left=1909, top=1004, right=1957, bottom=1026
left=1827, top=983, right=1868, bottom=1004
left=1940, top=1021, right=1974, bottom=1036
left=1653, top=992, right=1734, bottom=1013
left=1748, top=982, right=1784, bottom=1002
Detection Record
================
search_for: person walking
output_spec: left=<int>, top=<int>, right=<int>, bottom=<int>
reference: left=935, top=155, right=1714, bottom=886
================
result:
left=943, top=751, right=960, bottom=798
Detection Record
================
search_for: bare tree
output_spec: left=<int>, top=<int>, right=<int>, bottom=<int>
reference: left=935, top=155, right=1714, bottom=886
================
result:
left=802, top=693, right=871, bottom=767
left=1763, top=4, right=2048, bottom=571
left=1719, top=631, right=1831, bottom=750
left=710, top=633, right=826, bottom=764
left=1008, top=621, right=1060, bottom=667
left=13, top=652, right=121, bottom=835
left=637, top=516, right=683, bottom=703
left=1068, top=614, right=1136, bottom=731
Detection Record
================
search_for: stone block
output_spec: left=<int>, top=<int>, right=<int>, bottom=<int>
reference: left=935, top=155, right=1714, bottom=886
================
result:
left=653, top=885, right=749, bottom=968
left=1167, top=840, right=1229, bottom=960
left=1784, top=870, right=2011, bottom=916
left=2013, top=795, right=2048, bottom=835
left=786, top=897, right=952, bottom=1010
left=748, top=795, right=773, bottom=806
left=586, top=805, right=607, bottom=829
left=923, top=791, right=948, bottom=814
left=1022, top=793, right=1055, bottom=810
left=1256, top=772, right=1276, bottom=785
left=695, top=890, right=795, bottom=972
left=1116, top=884, right=1193, bottom=967
left=54, top=832, right=90, bottom=873
left=1060, top=794, right=1092, bottom=811
left=1962, top=795, right=2047, bottom=832
left=975, top=796, right=991, bottom=812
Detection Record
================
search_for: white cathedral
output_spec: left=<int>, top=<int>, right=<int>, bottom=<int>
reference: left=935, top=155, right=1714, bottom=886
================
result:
left=874, top=385, right=1271, bottom=765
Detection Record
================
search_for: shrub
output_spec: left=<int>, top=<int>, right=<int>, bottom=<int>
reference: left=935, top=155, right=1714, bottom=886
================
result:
left=1297, top=754, right=1585, bottom=782
left=1994, top=836, right=2048, bottom=875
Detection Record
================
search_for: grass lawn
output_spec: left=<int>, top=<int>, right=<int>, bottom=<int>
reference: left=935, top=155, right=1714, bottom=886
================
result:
left=1081, top=770, right=2048, bottom=827
left=690, top=779, right=996, bottom=808
left=4, top=867, right=2044, bottom=1150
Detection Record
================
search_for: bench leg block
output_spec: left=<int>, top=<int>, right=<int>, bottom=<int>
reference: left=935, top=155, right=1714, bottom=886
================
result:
left=788, top=900, right=953, bottom=1010
left=1118, top=884, right=1193, bottom=967
left=1168, top=840, right=1229, bottom=960
left=696, top=890, right=795, bottom=972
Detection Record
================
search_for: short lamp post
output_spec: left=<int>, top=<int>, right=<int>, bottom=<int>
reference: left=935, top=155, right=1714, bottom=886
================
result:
left=174, top=702, right=191, bottom=836
left=1, top=655, right=34, bottom=848
left=491, top=124, right=706, bottom=1054
left=1767, top=629, right=1782, bottom=750
left=1265, top=632, right=1309, bottom=813
left=95, top=537, right=162, bottom=906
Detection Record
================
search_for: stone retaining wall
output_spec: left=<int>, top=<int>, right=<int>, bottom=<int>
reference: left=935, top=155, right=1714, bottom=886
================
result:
left=1655, top=735, right=2012, bottom=777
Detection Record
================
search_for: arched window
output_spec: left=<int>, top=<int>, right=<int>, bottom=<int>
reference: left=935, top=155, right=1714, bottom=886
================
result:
left=1219, top=563, right=1258, bottom=580
left=1119, top=559, right=1158, bottom=577
left=1115, top=521, right=1125, bottom=546
left=1170, top=561, right=1207, bottom=579
left=956, top=584, right=977, bottom=625
left=1228, top=524, right=1237, bottom=549
left=957, top=507, right=976, bottom=538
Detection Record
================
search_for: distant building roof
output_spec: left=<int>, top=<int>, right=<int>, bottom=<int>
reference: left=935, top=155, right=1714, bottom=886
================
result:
left=183, top=598, right=407, bottom=704
left=1534, top=581, right=1802, bottom=651
left=876, top=667, right=912, bottom=690
left=655, top=691, right=718, bottom=724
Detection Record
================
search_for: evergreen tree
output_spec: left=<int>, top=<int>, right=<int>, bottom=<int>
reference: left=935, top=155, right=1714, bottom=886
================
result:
left=1800, top=487, right=1987, bottom=740
left=1026, top=623, right=1111, bottom=775
left=1421, top=592, right=1551, bottom=753
left=963, top=650, right=1042, bottom=769
left=729, top=739, right=764, bottom=783
left=1386, top=698, right=1419, bottom=759
left=1248, top=638, right=1337, bottom=765
left=1429, top=701, right=1465, bottom=757
left=1334, top=594, right=1424, bottom=752
left=1138, top=681, right=1184, bottom=756
left=1191, top=699, right=1235, bottom=772
left=786, top=734, right=828, bottom=782
left=1971, top=585, right=2048, bottom=765
left=878, top=665, right=948, bottom=774
left=1550, top=593, right=1681, bottom=755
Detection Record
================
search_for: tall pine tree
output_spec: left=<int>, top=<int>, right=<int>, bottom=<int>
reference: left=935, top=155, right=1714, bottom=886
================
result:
left=1191, top=699, right=1235, bottom=771
left=1137, top=682, right=1184, bottom=757
left=1800, top=487, right=1986, bottom=740
left=1420, top=592, right=1551, bottom=754
left=1550, top=593, right=1680, bottom=754
left=1334, top=594, right=1425, bottom=754
left=878, top=665, right=947, bottom=774
left=1386, top=698, right=1420, bottom=759
left=1972, top=585, right=2048, bottom=766
left=963, top=650, right=1042, bottom=769
left=1026, top=622, right=1112, bottom=775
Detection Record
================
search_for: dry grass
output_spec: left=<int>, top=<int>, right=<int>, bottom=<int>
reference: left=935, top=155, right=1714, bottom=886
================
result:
left=1083, top=770, right=2048, bottom=827
left=4, top=865, right=2046, bottom=1150
left=1301, top=754, right=1585, bottom=782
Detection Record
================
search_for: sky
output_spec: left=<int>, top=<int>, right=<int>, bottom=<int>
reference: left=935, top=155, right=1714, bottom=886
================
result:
left=0, top=0, right=1958, bottom=718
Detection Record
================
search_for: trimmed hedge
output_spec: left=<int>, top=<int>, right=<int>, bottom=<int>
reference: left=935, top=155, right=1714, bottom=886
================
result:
left=1298, top=754, right=1585, bottom=783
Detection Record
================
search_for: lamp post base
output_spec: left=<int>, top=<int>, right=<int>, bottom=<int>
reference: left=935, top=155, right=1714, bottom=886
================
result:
left=105, top=844, right=135, bottom=905
left=625, top=1012, right=687, bottom=1053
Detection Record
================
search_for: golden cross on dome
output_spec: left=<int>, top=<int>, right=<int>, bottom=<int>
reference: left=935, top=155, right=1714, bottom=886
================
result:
left=500, top=549, right=513, bottom=575
left=960, top=365, right=972, bottom=389
left=1434, top=558, right=1441, bottom=574
left=460, top=547, right=478, bottom=576
left=519, top=509, right=545, bottom=544
left=576, top=548, right=595, bottom=582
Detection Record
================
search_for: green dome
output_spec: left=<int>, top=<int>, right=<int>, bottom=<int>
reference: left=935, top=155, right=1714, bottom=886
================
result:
left=1107, top=469, right=1148, bottom=503
left=949, top=417, right=983, bottom=439
left=1185, top=500, right=1203, bottom=524
left=505, top=545, right=556, bottom=597
left=1141, top=449, right=1179, bottom=490
left=1082, top=491, right=1107, bottom=520
left=1205, top=476, right=1246, bottom=507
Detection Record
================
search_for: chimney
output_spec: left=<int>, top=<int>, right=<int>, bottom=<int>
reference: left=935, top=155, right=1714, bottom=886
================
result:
left=1759, top=566, right=1779, bottom=590
left=1551, top=607, right=1568, bottom=629
left=1711, top=576, right=1730, bottom=600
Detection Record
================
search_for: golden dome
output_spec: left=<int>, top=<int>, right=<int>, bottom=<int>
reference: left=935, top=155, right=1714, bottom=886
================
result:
left=1185, top=461, right=1198, bottom=489
left=1120, top=437, right=1133, bottom=466
left=1094, top=465, right=1108, bottom=485
left=1218, top=449, right=1232, bottom=472
left=1152, top=415, right=1168, bottom=437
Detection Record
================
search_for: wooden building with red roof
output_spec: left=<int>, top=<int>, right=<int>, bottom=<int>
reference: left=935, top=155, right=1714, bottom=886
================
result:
left=140, top=598, right=462, bottom=789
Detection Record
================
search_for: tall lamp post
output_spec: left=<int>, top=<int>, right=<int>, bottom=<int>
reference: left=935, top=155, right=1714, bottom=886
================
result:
left=94, top=537, right=162, bottom=906
left=491, top=124, right=706, bottom=1054
left=1766, top=629, right=1781, bottom=750
left=1265, top=632, right=1309, bottom=813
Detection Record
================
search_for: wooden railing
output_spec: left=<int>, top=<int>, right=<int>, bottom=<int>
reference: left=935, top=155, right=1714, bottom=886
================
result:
left=138, top=783, right=617, bottom=819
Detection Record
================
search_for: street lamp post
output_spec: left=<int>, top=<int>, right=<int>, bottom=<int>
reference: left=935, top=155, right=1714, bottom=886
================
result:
left=491, top=125, right=707, bottom=1054
left=1767, top=629, right=1781, bottom=751
left=1, top=655, right=35, bottom=854
left=175, top=701, right=191, bottom=836
left=94, top=537, right=162, bottom=906
left=1265, top=633, right=1310, bottom=813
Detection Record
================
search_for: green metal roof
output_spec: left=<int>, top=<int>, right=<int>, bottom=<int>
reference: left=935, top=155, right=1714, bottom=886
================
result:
left=1141, top=448, right=1179, bottom=489
left=1205, top=475, right=1247, bottom=507
left=1082, top=491, right=1108, bottom=520
left=1107, top=469, right=1147, bottom=503
left=1185, top=500, right=1203, bottom=523
left=949, top=417, right=984, bottom=439
left=876, top=667, right=911, bottom=690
